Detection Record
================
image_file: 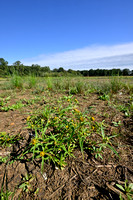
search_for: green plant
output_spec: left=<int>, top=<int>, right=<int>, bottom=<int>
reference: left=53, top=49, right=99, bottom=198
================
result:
left=23, top=96, right=119, bottom=172
left=28, top=76, right=37, bottom=89
left=0, top=96, right=10, bottom=107
left=112, top=121, right=121, bottom=127
left=0, top=98, right=36, bottom=112
left=116, top=105, right=130, bottom=117
left=46, top=77, right=53, bottom=91
left=116, top=180, right=133, bottom=200
left=1, top=170, right=15, bottom=200
left=110, top=77, right=122, bottom=94
left=75, top=81, right=84, bottom=94
left=19, top=173, right=35, bottom=193
left=0, top=156, right=9, bottom=163
left=89, top=121, right=119, bottom=159
left=98, top=94, right=110, bottom=101
left=10, top=74, right=23, bottom=89
left=0, top=132, right=22, bottom=147
left=0, top=101, right=25, bottom=111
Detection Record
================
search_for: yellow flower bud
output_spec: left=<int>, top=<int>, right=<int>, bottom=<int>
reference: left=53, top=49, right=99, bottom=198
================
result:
left=40, top=151, right=45, bottom=157
left=27, top=116, right=30, bottom=121
left=80, top=117, right=84, bottom=122
left=91, top=117, right=95, bottom=121
left=31, top=139, right=37, bottom=145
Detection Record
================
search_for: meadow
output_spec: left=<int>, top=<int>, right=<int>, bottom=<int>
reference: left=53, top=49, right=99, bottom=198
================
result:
left=0, top=75, right=133, bottom=200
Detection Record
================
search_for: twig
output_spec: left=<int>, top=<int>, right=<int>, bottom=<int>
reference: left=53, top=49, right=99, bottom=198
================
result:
left=95, top=164, right=117, bottom=168
left=106, top=182, right=128, bottom=200
left=48, top=175, right=77, bottom=199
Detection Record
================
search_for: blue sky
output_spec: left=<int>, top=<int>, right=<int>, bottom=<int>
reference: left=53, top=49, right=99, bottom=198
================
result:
left=0, top=0, right=133, bottom=70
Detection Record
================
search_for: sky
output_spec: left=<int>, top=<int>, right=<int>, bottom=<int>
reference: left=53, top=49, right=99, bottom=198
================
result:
left=0, top=0, right=133, bottom=70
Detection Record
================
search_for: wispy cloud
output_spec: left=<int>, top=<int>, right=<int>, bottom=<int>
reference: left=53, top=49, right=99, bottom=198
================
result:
left=22, top=43, right=133, bottom=70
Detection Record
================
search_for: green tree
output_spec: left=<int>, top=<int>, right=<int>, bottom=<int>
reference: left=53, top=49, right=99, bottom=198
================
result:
left=0, top=58, right=8, bottom=76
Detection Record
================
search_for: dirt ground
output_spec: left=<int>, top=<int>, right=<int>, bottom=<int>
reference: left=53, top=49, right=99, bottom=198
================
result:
left=0, top=87, right=133, bottom=200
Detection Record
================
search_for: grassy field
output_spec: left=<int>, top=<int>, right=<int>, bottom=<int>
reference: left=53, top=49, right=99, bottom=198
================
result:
left=0, top=76, right=133, bottom=200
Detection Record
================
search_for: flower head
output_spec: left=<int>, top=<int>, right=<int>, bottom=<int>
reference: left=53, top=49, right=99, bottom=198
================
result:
left=91, top=117, right=95, bottom=121
left=80, top=117, right=84, bottom=122
left=40, top=151, right=45, bottom=157
left=31, top=139, right=37, bottom=145
left=74, top=108, right=80, bottom=113
left=54, top=117, right=58, bottom=120
left=27, top=116, right=30, bottom=121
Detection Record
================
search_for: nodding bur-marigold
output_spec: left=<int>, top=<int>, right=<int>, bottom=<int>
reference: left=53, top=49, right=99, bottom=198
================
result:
left=67, top=99, right=70, bottom=102
left=91, top=117, right=95, bottom=121
left=74, top=108, right=80, bottom=113
left=40, top=151, right=45, bottom=157
left=54, top=117, right=58, bottom=120
left=66, top=125, right=69, bottom=129
left=31, top=139, right=37, bottom=145
left=31, top=125, right=34, bottom=128
left=92, top=126, right=95, bottom=130
left=75, top=99, right=78, bottom=102
left=80, top=117, right=84, bottom=122
left=27, top=116, right=30, bottom=121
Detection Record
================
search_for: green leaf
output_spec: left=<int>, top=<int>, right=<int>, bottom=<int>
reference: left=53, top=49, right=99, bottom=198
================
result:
left=116, top=184, right=125, bottom=191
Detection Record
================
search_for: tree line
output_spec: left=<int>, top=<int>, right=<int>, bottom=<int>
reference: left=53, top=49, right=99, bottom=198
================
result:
left=0, top=58, right=133, bottom=77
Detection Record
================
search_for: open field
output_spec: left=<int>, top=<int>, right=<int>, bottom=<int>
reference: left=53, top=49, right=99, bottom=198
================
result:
left=0, top=76, right=133, bottom=200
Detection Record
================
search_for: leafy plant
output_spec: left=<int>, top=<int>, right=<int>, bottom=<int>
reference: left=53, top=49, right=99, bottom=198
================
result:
left=0, top=96, right=10, bottom=107
left=0, top=132, right=22, bottom=147
left=28, top=76, right=37, bottom=89
left=19, top=173, right=35, bottom=193
left=0, top=170, right=15, bottom=200
left=10, top=74, right=23, bottom=89
left=116, top=180, right=133, bottom=200
left=23, top=96, right=119, bottom=171
left=98, top=94, right=110, bottom=101
left=112, top=121, right=121, bottom=127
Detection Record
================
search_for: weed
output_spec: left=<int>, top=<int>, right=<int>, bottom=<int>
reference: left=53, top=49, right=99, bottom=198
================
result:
left=23, top=96, right=119, bottom=171
left=0, top=132, right=22, bottom=147
left=98, top=94, right=110, bottom=101
left=28, top=76, right=37, bottom=89
left=112, top=121, right=121, bottom=127
left=46, top=77, right=53, bottom=91
left=10, top=74, right=23, bottom=89
left=0, top=169, right=15, bottom=200
left=116, top=180, right=133, bottom=200
left=116, top=104, right=130, bottom=117
left=19, top=173, right=35, bottom=193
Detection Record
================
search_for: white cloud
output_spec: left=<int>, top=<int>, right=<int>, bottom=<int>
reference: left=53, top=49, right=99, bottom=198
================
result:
left=22, top=43, right=133, bottom=70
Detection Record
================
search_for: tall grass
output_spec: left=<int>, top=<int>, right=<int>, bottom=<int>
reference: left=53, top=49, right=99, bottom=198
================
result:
left=10, top=74, right=23, bottom=89
left=28, top=76, right=37, bottom=89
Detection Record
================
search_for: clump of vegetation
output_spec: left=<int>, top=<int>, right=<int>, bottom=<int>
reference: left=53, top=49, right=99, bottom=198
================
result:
left=24, top=96, right=118, bottom=171
left=10, top=74, right=24, bottom=89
